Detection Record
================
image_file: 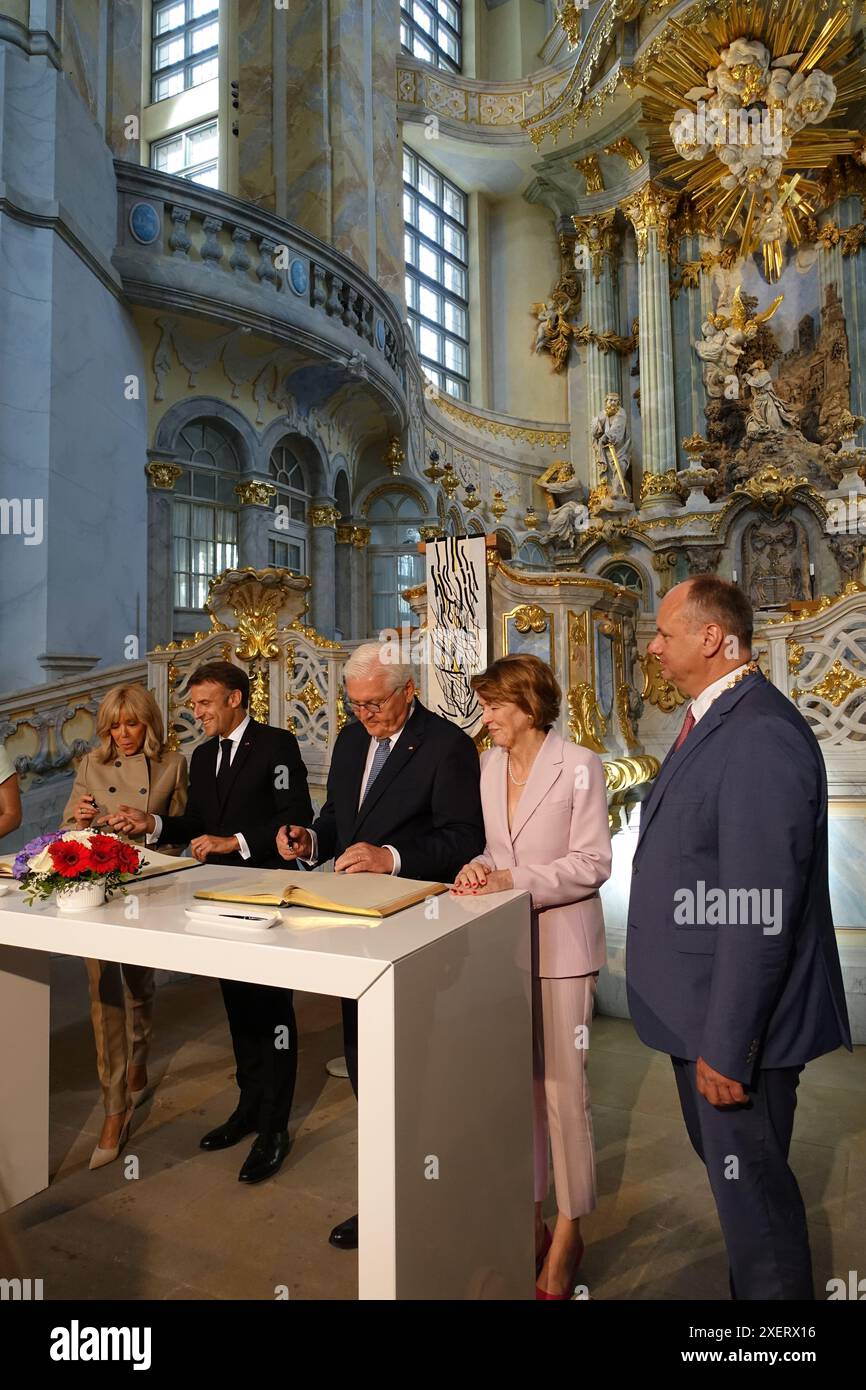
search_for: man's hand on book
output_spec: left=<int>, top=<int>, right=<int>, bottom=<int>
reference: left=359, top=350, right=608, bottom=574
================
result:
left=277, top=825, right=313, bottom=861
left=334, top=842, right=394, bottom=875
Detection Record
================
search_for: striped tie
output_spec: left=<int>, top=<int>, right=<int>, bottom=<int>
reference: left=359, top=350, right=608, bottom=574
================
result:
left=361, top=737, right=392, bottom=804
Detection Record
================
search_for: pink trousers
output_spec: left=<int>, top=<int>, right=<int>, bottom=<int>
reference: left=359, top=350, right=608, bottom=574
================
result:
left=532, top=972, right=598, bottom=1219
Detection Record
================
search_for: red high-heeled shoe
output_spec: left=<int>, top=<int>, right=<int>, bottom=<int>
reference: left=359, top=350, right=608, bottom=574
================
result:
left=535, top=1225, right=552, bottom=1277
left=535, top=1236, right=585, bottom=1300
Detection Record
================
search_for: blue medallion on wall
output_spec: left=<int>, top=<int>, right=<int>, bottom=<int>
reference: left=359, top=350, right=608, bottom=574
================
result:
left=375, top=317, right=386, bottom=351
left=129, top=201, right=161, bottom=245
left=289, top=258, right=309, bottom=295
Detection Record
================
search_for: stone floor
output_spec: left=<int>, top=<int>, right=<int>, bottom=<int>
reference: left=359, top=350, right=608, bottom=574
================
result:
left=6, top=957, right=865, bottom=1300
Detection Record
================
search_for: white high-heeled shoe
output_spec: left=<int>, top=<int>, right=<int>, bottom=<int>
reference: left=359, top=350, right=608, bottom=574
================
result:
left=89, top=1106, right=134, bottom=1171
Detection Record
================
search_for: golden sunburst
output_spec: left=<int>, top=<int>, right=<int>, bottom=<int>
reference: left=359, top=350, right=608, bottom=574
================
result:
left=638, top=0, right=866, bottom=278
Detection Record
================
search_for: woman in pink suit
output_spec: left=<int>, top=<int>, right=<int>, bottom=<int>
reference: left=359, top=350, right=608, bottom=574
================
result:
left=453, top=654, right=611, bottom=1299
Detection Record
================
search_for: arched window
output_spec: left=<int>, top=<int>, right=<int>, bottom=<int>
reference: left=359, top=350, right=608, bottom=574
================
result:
left=173, top=420, right=240, bottom=612
left=517, top=540, right=548, bottom=569
left=601, top=562, right=645, bottom=604
left=367, top=491, right=427, bottom=634
left=268, top=444, right=310, bottom=574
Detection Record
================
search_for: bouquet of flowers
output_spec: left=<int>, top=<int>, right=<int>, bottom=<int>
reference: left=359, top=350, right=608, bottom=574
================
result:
left=12, top=830, right=144, bottom=907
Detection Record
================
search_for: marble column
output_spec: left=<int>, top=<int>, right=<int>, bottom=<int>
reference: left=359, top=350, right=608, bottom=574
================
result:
left=235, top=480, right=277, bottom=570
left=145, top=461, right=183, bottom=651
left=349, top=524, right=371, bottom=638
left=571, top=211, right=622, bottom=486
left=827, top=195, right=866, bottom=444
left=621, top=182, right=681, bottom=509
left=309, top=501, right=339, bottom=637
left=335, top=522, right=353, bottom=640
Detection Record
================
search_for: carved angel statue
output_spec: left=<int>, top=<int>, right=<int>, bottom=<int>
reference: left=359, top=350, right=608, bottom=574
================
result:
left=592, top=393, right=632, bottom=499
left=530, top=274, right=581, bottom=374
left=694, top=286, right=783, bottom=394
left=744, top=360, right=799, bottom=437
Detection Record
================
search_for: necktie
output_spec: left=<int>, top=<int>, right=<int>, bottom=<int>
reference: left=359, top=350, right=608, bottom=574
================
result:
left=216, top=738, right=234, bottom=800
left=361, top=737, right=392, bottom=804
left=673, top=707, right=695, bottom=753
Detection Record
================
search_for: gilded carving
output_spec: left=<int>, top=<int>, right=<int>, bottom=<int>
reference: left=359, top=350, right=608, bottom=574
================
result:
left=792, top=658, right=866, bottom=707
left=145, top=461, right=183, bottom=490
left=639, top=650, right=686, bottom=711
left=568, top=682, right=607, bottom=754
left=234, top=480, right=276, bottom=507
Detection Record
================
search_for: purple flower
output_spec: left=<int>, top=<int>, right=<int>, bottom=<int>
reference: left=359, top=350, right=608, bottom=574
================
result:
left=13, top=830, right=63, bottom=879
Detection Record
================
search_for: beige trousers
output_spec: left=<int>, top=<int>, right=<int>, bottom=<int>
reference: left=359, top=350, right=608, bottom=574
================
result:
left=85, top=958, right=155, bottom=1116
left=533, top=973, right=598, bottom=1220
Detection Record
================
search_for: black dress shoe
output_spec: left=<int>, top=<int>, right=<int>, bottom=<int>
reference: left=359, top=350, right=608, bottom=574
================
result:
left=238, top=1130, right=291, bottom=1184
left=329, top=1213, right=358, bottom=1250
left=200, top=1114, right=257, bottom=1151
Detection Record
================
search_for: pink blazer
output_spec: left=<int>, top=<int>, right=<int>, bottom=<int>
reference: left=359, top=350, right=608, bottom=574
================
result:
left=478, top=731, right=611, bottom=978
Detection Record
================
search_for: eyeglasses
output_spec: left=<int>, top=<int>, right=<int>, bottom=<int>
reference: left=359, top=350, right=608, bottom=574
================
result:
left=345, top=686, right=404, bottom=715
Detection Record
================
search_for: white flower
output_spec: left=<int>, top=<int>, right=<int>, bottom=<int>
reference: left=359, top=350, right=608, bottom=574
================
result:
left=26, top=848, right=55, bottom=874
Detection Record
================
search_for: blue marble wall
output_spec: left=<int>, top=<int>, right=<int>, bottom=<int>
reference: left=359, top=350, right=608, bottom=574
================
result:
left=0, top=36, right=148, bottom=692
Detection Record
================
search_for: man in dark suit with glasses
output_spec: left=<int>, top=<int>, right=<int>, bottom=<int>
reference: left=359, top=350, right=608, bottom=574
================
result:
left=277, top=641, right=485, bottom=1249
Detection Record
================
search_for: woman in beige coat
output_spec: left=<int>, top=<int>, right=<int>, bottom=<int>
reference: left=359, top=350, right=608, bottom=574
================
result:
left=62, top=684, right=187, bottom=1168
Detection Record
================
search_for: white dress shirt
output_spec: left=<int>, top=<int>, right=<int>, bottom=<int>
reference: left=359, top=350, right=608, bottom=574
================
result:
left=687, top=663, right=753, bottom=726
left=148, top=714, right=252, bottom=859
left=306, top=703, right=415, bottom=874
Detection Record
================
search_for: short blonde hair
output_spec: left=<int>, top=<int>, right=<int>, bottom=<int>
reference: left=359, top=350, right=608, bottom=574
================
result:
left=471, top=654, right=561, bottom=730
left=96, top=684, right=166, bottom=763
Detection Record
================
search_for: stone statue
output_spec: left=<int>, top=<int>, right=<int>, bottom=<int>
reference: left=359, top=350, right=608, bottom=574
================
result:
left=744, top=360, right=799, bottom=437
left=592, top=392, right=632, bottom=499
left=540, top=463, right=590, bottom=547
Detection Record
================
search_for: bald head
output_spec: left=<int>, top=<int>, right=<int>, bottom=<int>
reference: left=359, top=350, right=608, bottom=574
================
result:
left=648, top=577, right=753, bottom=698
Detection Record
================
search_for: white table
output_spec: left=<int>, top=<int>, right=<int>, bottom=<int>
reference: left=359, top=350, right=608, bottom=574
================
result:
left=0, top=867, right=534, bottom=1299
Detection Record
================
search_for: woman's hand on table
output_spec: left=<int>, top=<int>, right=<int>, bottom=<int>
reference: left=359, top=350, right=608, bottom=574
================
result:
left=452, top=863, right=513, bottom=895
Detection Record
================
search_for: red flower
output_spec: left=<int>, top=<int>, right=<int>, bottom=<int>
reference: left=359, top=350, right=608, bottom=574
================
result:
left=119, top=844, right=141, bottom=874
left=88, top=835, right=124, bottom=873
left=49, top=840, right=93, bottom=879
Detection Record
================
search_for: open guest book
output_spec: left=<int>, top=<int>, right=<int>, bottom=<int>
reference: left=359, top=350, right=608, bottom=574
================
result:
left=194, top=870, right=447, bottom=919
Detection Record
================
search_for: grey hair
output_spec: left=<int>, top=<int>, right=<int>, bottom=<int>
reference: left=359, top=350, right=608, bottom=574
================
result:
left=343, top=641, right=415, bottom=691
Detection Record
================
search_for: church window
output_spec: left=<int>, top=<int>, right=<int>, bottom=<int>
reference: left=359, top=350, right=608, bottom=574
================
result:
left=404, top=149, right=469, bottom=401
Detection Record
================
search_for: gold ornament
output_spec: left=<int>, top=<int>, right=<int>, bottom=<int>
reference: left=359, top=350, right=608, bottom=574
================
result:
left=145, top=461, right=183, bottom=490
left=234, top=480, right=277, bottom=507
left=512, top=605, right=549, bottom=635
left=639, top=650, right=686, bottom=711
left=523, top=506, right=540, bottom=531
left=733, top=465, right=811, bottom=519
left=309, top=505, right=341, bottom=528
left=568, top=682, right=607, bottom=754
left=793, top=658, right=866, bottom=707
left=573, top=155, right=605, bottom=194
left=440, top=463, right=460, bottom=499
left=384, top=437, right=405, bottom=475
left=603, top=137, right=645, bottom=171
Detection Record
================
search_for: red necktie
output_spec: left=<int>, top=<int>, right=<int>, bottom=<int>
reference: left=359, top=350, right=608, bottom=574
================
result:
left=673, top=707, right=695, bottom=752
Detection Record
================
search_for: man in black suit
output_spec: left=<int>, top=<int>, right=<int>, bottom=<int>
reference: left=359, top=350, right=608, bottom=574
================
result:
left=109, top=661, right=312, bottom=1185
left=277, top=641, right=485, bottom=1248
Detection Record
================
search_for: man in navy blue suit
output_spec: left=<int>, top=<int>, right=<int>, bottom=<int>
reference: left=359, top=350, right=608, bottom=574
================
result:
left=626, top=576, right=851, bottom=1300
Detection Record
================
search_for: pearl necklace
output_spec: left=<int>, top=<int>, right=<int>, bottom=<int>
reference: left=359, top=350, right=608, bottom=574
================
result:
left=507, top=758, right=529, bottom=786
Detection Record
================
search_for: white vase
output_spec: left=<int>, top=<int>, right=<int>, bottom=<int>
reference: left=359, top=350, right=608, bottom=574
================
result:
left=55, top=879, right=107, bottom=913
